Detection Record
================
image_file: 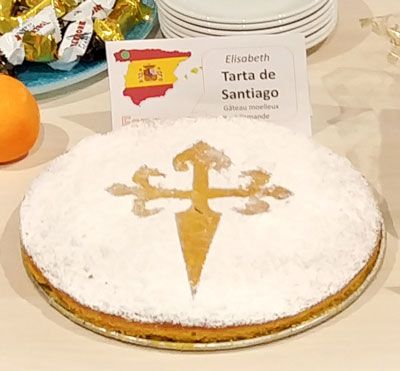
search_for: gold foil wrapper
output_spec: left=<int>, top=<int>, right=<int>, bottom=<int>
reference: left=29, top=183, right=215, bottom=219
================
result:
left=0, top=0, right=79, bottom=34
left=23, top=31, right=57, bottom=62
left=0, top=17, right=17, bottom=34
left=24, top=0, right=43, bottom=8
left=360, top=14, right=400, bottom=64
left=0, top=0, right=15, bottom=17
left=21, top=0, right=78, bottom=19
left=0, top=0, right=17, bottom=34
left=94, top=0, right=152, bottom=42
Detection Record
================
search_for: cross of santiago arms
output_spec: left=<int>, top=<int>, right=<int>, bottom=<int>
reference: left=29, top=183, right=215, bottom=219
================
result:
left=107, top=141, right=292, bottom=296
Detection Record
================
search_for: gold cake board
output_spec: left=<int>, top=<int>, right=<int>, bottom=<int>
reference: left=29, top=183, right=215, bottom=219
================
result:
left=22, top=230, right=386, bottom=352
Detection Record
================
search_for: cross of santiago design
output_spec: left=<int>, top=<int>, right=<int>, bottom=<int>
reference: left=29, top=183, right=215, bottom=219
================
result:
left=107, top=141, right=292, bottom=296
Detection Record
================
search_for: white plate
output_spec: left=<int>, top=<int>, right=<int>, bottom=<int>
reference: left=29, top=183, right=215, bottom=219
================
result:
left=157, top=0, right=331, bottom=30
left=160, top=5, right=336, bottom=39
left=305, top=10, right=337, bottom=48
left=159, top=0, right=326, bottom=24
left=158, top=0, right=335, bottom=36
left=160, top=23, right=180, bottom=38
left=161, top=12, right=337, bottom=50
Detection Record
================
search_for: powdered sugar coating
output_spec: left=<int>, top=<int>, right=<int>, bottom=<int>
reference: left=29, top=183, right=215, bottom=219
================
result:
left=20, top=117, right=382, bottom=327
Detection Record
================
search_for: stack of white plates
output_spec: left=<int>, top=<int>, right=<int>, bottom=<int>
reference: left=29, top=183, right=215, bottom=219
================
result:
left=156, top=0, right=337, bottom=49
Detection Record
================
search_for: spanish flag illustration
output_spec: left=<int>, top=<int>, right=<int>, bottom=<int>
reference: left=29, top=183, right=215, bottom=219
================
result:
left=114, top=49, right=192, bottom=105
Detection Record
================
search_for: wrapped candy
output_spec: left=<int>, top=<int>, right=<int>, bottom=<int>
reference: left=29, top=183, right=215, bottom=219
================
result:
left=1, top=0, right=79, bottom=34
left=0, top=31, right=25, bottom=64
left=24, top=0, right=79, bottom=18
left=360, top=14, right=400, bottom=64
left=94, top=0, right=152, bottom=41
left=23, top=31, right=57, bottom=61
left=0, top=6, right=61, bottom=65
left=48, top=0, right=115, bottom=70
left=63, top=0, right=115, bottom=21
left=49, top=18, right=93, bottom=70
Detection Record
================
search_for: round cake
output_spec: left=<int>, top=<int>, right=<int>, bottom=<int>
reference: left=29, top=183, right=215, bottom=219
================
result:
left=20, top=117, right=383, bottom=347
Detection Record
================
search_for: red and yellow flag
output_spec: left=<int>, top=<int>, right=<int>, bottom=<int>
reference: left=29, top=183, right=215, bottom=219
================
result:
left=114, top=49, right=192, bottom=105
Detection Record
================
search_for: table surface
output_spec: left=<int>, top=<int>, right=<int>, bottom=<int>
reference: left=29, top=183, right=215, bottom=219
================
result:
left=1, top=0, right=400, bottom=369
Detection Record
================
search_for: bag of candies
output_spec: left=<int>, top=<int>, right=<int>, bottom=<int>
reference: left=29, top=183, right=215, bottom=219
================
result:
left=0, top=0, right=153, bottom=74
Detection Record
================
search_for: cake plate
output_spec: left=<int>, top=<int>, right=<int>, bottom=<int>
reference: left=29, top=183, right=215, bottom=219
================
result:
left=22, top=227, right=386, bottom=352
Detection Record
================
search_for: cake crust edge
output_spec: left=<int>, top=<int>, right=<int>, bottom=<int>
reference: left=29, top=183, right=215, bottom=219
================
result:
left=20, top=228, right=383, bottom=344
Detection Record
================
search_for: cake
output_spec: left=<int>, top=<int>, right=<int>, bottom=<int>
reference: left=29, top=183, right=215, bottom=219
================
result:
left=20, top=117, right=383, bottom=347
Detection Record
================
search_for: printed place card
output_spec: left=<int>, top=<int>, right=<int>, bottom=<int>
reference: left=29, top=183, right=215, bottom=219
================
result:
left=106, top=34, right=311, bottom=135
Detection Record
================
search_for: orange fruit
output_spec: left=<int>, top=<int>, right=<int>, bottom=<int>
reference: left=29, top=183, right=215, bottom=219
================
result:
left=0, top=75, right=40, bottom=163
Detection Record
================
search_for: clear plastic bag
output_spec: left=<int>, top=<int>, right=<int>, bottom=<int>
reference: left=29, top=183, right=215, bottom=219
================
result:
left=360, top=14, right=400, bottom=64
